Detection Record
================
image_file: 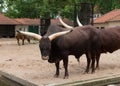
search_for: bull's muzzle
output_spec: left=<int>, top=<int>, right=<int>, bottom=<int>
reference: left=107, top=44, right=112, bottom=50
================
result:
left=42, top=56, right=49, bottom=60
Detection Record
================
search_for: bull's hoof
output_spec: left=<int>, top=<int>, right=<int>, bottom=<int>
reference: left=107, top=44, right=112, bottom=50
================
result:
left=84, top=69, right=89, bottom=74
left=84, top=71, right=89, bottom=74
left=63, top=75, right=69, bottom=79
left=95, top=67, right=100, bottom=70
left=91, top=70, right=95, bottom=74
left=54, top=74, right=59, bottom=78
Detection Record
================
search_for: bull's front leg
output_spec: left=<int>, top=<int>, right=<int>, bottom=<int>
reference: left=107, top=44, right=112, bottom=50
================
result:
left=22, top=39, right=25, bottom=45
left=63, top=57, right=69, bottom=79
left=17, top=39, right=20, bottom=45
left=54, top=62, right=60, bottom=78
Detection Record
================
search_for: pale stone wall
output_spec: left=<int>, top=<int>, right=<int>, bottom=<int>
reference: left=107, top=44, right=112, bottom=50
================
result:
left=15, top=25, right=29, bottom=35
left=108, top=21, right=120, bottom=27
left=94, top=21, right=120, bottom=29
left=94, top=23, right=108, bottom=29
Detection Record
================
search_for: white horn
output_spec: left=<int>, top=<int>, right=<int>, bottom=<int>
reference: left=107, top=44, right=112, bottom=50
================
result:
left=77, top=15, right=83, bottom=26
left=49, top=30, right=73, bottom=41
left=58, top=15, right=73, bottom=29
left=17, top=30, right=42, bottom=40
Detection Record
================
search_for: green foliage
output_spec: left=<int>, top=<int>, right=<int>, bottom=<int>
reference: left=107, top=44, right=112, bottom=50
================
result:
left=0, top=0, right=5, bottom=13
left=1, top=0, right=120, bottom=19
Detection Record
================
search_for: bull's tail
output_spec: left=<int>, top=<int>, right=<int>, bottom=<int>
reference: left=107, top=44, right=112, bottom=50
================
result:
left=77, top=58, right=80, bottom=65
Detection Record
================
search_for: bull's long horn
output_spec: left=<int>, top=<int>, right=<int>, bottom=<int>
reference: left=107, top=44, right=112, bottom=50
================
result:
left=49, top=30, right=73, bottom=41
left=77, top=15, right=83, bottom=26
left=58, top=15, right=73, bottom=29
left=17, top=30, right=42, bottom=40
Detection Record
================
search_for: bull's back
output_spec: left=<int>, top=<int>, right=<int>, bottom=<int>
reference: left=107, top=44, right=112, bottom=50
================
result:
left=53, top=27, right=94, bottom=55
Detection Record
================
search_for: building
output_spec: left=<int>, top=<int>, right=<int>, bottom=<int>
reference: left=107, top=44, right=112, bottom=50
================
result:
left=94, top=9, right=120, bottom=29
left=15, top=18, right=40, bottom=34
left=0, top=13, right=20, bottom=37
left=0, top=13, right=73, bottom=37
left=93, top=13, right=102, bottom=19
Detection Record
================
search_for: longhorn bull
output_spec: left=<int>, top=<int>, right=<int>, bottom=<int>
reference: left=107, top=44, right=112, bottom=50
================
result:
left=94, top=26, right=120, bottom=69
left=17, top=24, right=100, bottom=79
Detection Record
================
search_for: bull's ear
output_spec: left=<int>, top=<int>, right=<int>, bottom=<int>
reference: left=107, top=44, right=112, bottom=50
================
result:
left=48, top=30, right=73, bottom=41
left=17, top=30, right=42, bottom=41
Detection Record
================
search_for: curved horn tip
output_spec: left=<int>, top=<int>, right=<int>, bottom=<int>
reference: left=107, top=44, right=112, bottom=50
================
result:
left=58, top=15, right=73, bottom=29
left=77, top=15, right=83, bottom=26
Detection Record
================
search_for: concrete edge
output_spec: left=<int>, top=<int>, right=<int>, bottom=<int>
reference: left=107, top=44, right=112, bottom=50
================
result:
left=46, top=74, right=120, bottom=86
left=1, top=70, right=120, bottom=86
left=0, top=71, right=38, bottom=86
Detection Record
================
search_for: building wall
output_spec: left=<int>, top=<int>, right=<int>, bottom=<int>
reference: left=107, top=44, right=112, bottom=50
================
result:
left=108, top=21, right=120, bottom=27
left=15, top=25, right=29, bottom=37
left=94, top=23, right=108, bottom=29
left=94, top=21, right=120, bottom=29
left=15, top=25, right=28, bottom=31
left=15, top=25, right=40, bottom=35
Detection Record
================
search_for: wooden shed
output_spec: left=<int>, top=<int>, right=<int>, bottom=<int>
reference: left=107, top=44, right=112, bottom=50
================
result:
left=0, top=13, right=20, bottom=37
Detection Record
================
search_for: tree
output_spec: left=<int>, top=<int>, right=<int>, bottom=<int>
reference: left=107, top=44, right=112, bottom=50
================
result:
left=1, top=0, right=120, bottom=19
left=0, top=0, right=5, bottom=13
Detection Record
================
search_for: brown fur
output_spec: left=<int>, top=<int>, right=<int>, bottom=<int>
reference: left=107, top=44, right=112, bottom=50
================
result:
left=16, top=32, right=30, bottom=45
left=40, top=25, right=101, bottom=78
left=96, top=26, right=120, bottom=69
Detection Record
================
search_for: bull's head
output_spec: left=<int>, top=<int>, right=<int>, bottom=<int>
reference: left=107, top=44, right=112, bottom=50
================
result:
left=17, top=30, right=72, bottom=60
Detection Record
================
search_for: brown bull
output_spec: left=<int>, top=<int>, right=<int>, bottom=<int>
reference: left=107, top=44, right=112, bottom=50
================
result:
left=17, top=25, right=101, bottom=79
left=16, top=32, right=30, bottom=45
left=95, top=26, right=120, bottom=69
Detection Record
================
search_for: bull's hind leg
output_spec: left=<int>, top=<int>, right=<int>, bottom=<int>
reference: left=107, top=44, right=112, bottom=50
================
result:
left=91, top=54, right=95, bottom=73
left=95, top=53, right=100, bottom=69
left=84, top=52, right=91, bottom=73
left=54, top=62, right=60, bottom=78
left=63, top=57, right=69, bottom=79
left=27, top=38, right=30, bottom=44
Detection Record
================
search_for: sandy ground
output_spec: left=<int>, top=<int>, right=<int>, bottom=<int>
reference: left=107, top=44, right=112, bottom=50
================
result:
left=0, top=38, right=120, bottom=86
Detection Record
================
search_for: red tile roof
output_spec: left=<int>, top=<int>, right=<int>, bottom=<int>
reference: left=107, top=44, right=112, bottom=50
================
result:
left=51, top=18, right=74, bottom=26
left=0, top=13, right=73, bottom=26
left=15, top=18, right=40, bottom=25
left=15, top=18, right=73, bottom=26
left=94, top=9, right=120, bottom=24
left=0, top=13, right=20, bottom=25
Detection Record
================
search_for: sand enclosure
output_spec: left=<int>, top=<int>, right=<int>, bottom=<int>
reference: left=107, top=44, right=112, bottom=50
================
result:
left=0, top=38, right=120, bottom=85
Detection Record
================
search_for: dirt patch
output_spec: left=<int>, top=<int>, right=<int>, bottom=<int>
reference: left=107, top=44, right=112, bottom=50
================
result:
left=0, top=38, right=120, bottom=85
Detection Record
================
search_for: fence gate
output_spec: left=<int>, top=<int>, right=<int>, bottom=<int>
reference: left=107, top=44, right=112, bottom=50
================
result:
left=28, top=26, right=39, bottom=34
